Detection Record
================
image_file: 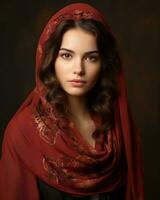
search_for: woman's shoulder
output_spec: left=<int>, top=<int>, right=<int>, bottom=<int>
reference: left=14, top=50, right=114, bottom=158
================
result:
left=1, top=106, right=46, bottom=179
left=2, top=106, right=37, bottom=146
left=2, top=102, right=60, bottom=151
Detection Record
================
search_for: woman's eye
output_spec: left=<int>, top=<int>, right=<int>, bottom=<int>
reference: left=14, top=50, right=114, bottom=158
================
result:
left=85, top=55, right=99, bottom=62
left=60, top=53, right=72, bottom=60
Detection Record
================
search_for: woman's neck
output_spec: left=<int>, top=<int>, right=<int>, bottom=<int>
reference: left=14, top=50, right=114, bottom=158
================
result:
left=67, top=95, right=89, bottom=120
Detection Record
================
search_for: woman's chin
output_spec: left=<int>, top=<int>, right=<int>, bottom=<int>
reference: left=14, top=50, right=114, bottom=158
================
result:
left=64, top=88, right=89, bottom=97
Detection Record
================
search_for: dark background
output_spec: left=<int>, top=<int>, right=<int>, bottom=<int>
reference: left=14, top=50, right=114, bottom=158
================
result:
left=0, top=0, right=159, bottom=199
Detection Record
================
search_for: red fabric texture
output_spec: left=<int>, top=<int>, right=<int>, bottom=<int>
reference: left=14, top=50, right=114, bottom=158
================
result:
left=0, top=3, right=144, bottom=200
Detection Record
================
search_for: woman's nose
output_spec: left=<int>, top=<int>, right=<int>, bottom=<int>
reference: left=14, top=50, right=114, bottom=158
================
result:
left=73, top=58, right=85, bottom=75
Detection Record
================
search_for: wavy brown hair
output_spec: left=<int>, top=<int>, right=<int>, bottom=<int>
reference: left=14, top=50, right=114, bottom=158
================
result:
left=39, top=19, right=121, bottom=134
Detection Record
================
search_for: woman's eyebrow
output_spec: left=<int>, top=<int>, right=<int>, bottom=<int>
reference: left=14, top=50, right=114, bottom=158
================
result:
left=59, top=48, right=99, bottom=54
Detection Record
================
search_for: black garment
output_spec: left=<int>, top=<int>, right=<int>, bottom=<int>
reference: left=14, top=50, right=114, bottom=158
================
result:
left=37, top=179, right=125, bottom=200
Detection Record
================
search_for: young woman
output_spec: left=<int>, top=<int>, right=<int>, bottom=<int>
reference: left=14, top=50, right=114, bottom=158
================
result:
left=0, top=3, right=144, bottom=200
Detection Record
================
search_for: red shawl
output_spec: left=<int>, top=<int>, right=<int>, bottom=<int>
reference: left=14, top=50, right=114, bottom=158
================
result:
left=0, top=3, right=144, bottom=200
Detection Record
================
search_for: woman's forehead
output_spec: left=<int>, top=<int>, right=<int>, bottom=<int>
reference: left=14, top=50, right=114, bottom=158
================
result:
left=60, top=28, right=98, bottom=52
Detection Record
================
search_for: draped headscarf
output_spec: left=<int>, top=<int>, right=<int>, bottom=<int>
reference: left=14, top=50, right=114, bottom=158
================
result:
left=0, top=3, right=144, bottom=200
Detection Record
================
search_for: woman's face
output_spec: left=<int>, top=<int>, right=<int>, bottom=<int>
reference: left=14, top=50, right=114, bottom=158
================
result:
left=54, top=27, right=101, bottom=97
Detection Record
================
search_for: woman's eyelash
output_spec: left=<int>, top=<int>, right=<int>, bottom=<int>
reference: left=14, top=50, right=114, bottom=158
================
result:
left=85, top=55, right=99, bottom=62
left=60, top=53, right=72, bottom=59
left=59, top=53, right=99, bottom=62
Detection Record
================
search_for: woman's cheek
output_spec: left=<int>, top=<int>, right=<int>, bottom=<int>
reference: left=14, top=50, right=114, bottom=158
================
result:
left=89, top=66, right=100, bottom=81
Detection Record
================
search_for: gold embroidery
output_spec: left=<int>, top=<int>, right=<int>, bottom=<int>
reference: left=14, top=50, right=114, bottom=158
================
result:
left=54, top=10, right=94, bottom=24
left=34, top=112, right=58, bottom=145
left=43, top=157, right=59, bottom=183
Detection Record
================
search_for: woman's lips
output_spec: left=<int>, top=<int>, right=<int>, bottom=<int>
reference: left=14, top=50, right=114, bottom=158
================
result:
left=68, top=79, right=86, bottom=87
